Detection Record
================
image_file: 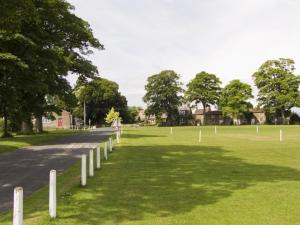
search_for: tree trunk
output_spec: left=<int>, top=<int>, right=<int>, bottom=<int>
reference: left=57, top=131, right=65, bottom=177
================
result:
left=281, top=109, right=285, bottom=125
left=1, top=105, right=12, bottom=138
left=3, top=106, right=8, bottom=134
left=35, top=115, right=43, bottom=133
left=202, top=103, right=206, bottom=125
left=21, top=120, right=33, bottom=134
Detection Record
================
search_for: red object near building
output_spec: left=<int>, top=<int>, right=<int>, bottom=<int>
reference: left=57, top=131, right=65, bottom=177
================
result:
left=57, top=118, right=63, bottom=128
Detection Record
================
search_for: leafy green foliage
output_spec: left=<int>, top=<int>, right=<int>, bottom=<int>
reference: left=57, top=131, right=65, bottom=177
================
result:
left=105, top=107, right=121, bottom=124
left=252, top=58, right=300, bottom=122
left=143, top=70, right=183, bottom=125
left=185, top=71, right=221, bottom=124
left=127, top=106, right=142, bottom=123
left=0, top=0, right=103, bottom=135
left=74, top=78, right=128, bottom=125
left=186, top=71, right=221, bottom=108
left=220, top=80, right=253, bottom=119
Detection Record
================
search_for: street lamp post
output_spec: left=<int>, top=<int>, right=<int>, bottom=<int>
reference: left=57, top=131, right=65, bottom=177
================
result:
left=83, top=100, right=86, bottom=130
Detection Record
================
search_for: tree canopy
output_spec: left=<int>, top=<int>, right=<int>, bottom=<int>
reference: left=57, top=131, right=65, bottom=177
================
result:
left=105, top=107, right=121, bottom=124
left=185, top=71, right=221, bottom=124
left=0, top=0, right=102, bottom=136
left=143, top=70, right=183, bottom=125
left=220, top=80, right=253, bottom=122
left=253, top=58, right=300, bottom=123
left=74, top=78, right=128, bottom=125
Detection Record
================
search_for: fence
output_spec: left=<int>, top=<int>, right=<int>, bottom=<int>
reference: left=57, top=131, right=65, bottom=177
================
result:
left=12, top=130, right=122, bottom=225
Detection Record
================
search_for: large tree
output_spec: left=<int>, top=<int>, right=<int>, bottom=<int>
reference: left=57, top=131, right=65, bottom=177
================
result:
left=220, top=80, right=253, bottom=124
left=0, top=0, right=103, bottom=135
left=143, top=70, right=183, bottom=125
left=253, top=58, right=300, bottom=124
left=74, top=78, right=128, bottom=125
left=0, top=0, right=35, bottom=136
left=185, top=71, right=221, bottom=124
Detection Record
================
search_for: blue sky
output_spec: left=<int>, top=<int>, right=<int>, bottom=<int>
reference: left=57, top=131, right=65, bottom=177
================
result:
left=68, top=0, right=300, bottom=107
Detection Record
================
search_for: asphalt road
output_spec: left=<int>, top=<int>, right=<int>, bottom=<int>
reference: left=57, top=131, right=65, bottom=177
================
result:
left=0, top=128, right=113, bottom=213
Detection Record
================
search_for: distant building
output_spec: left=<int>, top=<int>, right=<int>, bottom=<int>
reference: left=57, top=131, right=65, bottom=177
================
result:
left=193, top=108, right=266, bottom=125
left=193, top=109, right=232, bottom=125
left=251, top=109, right=267, bottom=124
left=178, top=105, right=193, bottom=125
left=42, top=110, right=74, bottom=129
left=137, top=109, right=146, bottom=122
left=145, top=114, right=156, bottom=125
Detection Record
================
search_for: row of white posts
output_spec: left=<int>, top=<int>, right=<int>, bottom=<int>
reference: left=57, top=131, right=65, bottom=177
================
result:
left=13, top=131, right=121, bottom=225
left=195, top=126, right=283, bottom=143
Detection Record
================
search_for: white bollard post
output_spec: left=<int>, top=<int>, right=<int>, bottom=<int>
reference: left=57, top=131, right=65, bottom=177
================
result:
left=96, top=146, right=101, bottom=169
left=104, top=142, right=108, bottom=160
left=13, top=187, right=23, bottom=225
left=109, top=137, right=113, bottom=152
left=198, top=130, right=202, bottom=143
left=256, top=125, right=259, bottom=134
left=170, top=127, right=173, bottom=134
left=49, top=170, right=56, bottom=218
left=214, top=126, right=217, bottom=134
left=89, top=149, right=94, bottom=177
left=280, top=129, right=283, bottom=142
left=81, top=154, right=87, bottom=186
left=116, top=132, right=120, bottom=144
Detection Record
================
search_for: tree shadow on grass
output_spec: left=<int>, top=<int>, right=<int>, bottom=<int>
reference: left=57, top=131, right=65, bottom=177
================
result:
left=35, top=144, right=300, bottom=225
left=121, top=133, right=167, bottom=139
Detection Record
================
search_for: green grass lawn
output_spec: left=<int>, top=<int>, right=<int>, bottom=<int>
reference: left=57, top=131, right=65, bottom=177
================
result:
left=0, top=129, right=80, bottom=154
left=1, top=125, right=300, bottom=225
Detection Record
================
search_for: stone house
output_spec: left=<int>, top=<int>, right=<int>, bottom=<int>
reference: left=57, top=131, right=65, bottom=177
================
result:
left=193, top=109, right=233, bottom=125
left=193, top=108, right=266, bottom=125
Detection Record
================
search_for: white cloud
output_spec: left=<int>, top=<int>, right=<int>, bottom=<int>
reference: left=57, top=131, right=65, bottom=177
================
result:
left=68, top=0, right=300, bottom=107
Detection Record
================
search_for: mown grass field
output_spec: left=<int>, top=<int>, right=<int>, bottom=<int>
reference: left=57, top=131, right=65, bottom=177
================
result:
left=1, top=125, right=300, bottom=225
left=0, top=129, right=80, bottom=154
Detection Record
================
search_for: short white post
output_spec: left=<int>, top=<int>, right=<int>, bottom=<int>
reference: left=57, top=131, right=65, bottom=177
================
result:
left=170, top=127, right=173, bottom=134
left=49, top=170, right=56, bottom=218
left=96, top=146, right=101, bottom=169
left=13, top=187, right=23, bottom=225
left=89, top=149, right=94, bottom=177
left=198, top=130, right=202, bottom=143
left=116, top=132, right=120, bottom=144
left=214, top=126, right=217, bottom=134
left=280, top=129, right=283, bottom=142
left=104, top=142, right=108, bottom=160
left=81, top=154, right=86, bottom=186
left=256, top=125, right=259, bottom=134
left=109, top=137, right=113, bottom=152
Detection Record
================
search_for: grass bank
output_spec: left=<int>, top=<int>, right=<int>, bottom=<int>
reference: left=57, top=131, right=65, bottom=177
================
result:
left=1, top=126, right=300, bottom=225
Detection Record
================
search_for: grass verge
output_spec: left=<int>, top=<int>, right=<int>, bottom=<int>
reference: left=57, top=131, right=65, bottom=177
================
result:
left=1, top=126, right=300, bottom=225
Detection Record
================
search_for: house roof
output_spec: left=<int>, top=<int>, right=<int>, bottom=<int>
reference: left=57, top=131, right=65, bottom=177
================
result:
left=193, top=109, right=222, bottom=115
left=250, top=108, right=265, bottom=113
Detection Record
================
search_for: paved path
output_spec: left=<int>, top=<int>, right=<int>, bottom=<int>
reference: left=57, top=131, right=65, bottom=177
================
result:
left=0, top=128, right=113, bottom=213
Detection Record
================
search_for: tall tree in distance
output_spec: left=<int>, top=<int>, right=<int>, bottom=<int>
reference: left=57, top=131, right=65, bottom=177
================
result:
left=74, top=78, right=128, bottom=125
left=253, top=58, right=300, bottom=124
left=220, top=80, right=253, bottom=124
left=185, top=71, right=221, bottom=124
left=143, top=70, right=183, bottom=125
